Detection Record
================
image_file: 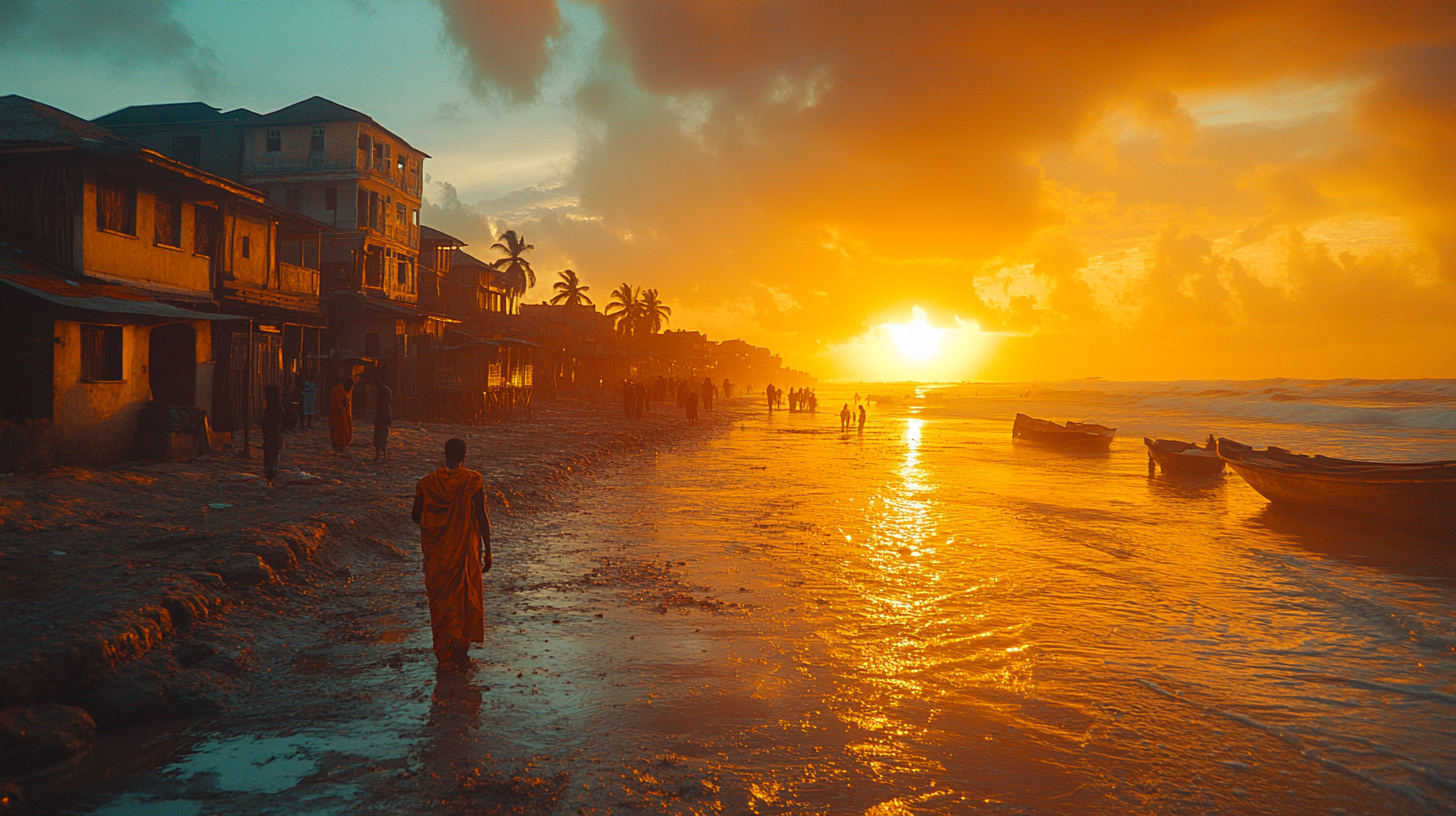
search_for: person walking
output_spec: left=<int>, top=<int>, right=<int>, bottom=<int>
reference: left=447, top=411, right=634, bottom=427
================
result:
left=373, top=381, right=394, bottom=463
left=411, top=437, right=491, bottom=671
left=329, top=376, right=354, bottom=455
left=299, top=375, right=319, bottom=430
left=261, top=384, right=283, bottom=485
left=840, top=403, right=852, bottom=431
left=858, top=404, right=867, bottom=433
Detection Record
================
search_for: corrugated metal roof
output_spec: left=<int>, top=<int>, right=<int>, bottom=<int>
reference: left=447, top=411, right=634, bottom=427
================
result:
left=0, top=269, right=242, bottom=321
left=0, top=95, right=141, bottom=155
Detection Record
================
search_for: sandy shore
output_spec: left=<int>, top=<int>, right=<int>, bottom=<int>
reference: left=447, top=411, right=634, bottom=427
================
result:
left=0, top=396, right=734, bottom=755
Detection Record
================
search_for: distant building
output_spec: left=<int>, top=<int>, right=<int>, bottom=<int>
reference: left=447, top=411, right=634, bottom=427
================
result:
left=0, top=95, right=328, bottom=468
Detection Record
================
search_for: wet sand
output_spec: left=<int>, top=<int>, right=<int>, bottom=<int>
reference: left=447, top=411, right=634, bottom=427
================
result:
left=0, top=395, right=732, bottom=811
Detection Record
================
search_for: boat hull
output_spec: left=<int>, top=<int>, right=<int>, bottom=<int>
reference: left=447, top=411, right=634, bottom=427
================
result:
left=1013, top=413, right=1114, bottom=451
left=1218, top=439, right=1456, bottom=539
left=1145, top=438, right=1225, bottom=476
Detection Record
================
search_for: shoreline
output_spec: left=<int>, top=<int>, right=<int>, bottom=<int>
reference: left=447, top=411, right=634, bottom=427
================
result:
left=0, top=395, right=742, bottom=778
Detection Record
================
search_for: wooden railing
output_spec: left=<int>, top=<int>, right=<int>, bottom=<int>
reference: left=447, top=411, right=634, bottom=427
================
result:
left=277, top=262, right=319, bottom=296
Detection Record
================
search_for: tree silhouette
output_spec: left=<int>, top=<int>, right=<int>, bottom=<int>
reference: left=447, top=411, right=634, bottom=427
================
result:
left=605, top=282, right=639, bottom=338
left=549, top=269, right=593, bottom=306
left=489, top=230, right=535, bottom=293
left=637, top=288, right=671, bottom=334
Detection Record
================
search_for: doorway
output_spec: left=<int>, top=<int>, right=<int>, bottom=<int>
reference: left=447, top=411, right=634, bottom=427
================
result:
left=149, top=323, right=196, bottom=406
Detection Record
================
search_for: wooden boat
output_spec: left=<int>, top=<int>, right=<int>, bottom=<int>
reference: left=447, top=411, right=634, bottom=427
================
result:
left=1012, top=413, right=1115, bottom=451
left=1145, top=435, right=1225, bottom=477
left=1217, top=438, right=1456, bottom=539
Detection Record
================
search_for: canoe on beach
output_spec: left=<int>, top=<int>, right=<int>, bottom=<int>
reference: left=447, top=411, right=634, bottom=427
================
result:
left=1216, top=438, right=1456, bottom=538
left=1145, top=436, right=1225, bottom=476
left=1012, top=413, right=1115, bottom=451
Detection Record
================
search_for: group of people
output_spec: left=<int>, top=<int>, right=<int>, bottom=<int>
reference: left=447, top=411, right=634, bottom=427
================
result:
left=623, top=376, right=731, bottom=423
left=840, top=402, right=868, bottom=432
left=763, top=384, right=816, bottom=414
left=258, top=371, right=394, bottom=486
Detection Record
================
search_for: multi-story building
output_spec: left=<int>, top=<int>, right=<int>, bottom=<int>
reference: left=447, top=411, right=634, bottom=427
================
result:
left=97, top=96, right=439, bottom=420
left=0, top=96, right=328, bottom=467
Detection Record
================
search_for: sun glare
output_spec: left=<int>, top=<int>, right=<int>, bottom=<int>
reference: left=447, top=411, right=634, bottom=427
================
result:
left=886, top=307, right=943, bottom=361
left=826, top=306, right=1002, bottom=382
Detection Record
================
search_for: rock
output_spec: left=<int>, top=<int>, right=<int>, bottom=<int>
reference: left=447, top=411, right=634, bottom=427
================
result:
left=0, top=704, right=97, bottom=774
left=215, top=554, right=277, bottom=587
left=236, top=540, right=297, bottom=572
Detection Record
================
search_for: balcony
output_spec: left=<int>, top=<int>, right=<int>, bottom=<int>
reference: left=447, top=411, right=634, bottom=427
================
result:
left=278, top=262, right=319, bottom=296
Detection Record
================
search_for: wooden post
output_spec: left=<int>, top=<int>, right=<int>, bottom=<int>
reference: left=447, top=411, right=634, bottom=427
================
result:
left=237, top=317, right=253, bottom=458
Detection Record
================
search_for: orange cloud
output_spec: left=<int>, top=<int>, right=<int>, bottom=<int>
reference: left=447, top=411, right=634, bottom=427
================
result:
left=436, top=1, right=1456, bottom=379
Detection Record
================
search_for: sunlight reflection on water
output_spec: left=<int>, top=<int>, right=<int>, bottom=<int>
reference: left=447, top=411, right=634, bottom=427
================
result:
left=564, top=380, right=1456, bottom=814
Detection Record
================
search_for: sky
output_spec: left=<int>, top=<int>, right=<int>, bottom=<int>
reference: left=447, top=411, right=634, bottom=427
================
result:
left=2, top=0, right=1453, bottom=382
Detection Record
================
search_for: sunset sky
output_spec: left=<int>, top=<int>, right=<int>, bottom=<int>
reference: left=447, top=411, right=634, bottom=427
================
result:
left=3, top=0, right=1452, bottom=381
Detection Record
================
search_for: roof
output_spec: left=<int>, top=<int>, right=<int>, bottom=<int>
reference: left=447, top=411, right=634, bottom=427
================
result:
left=0, top=95, right=141, bottom=155
left=92, top=102, right=258, bottom=127
left=328, top=291, right=454, bottom=322
left=250, top=97, right=427, bottom=157
left=440, top=329, right=540, bottom=351
left=421, top=225, right=467, bottom=248
left=0, top=250, right=241, bottom=322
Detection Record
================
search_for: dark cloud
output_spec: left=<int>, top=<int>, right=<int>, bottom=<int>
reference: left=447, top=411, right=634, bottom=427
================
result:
left=439, top=0, right=561, bottom=103
left=0, top=0, right=224, bottom=94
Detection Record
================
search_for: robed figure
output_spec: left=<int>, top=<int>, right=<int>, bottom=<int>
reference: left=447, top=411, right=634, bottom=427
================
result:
left=329, top=377, right=354, bottom=453
left=412, top=438, right=492, bottom=670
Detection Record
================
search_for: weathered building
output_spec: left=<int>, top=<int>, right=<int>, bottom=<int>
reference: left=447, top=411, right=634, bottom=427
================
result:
left=0, top=96, right=294, bottom=467
left=95, top=97, right=441, bottom=421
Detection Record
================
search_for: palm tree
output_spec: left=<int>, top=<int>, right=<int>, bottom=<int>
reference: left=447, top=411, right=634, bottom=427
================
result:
left=637, top=288, right=671, bottom=335
left=605, top=282, right=639, bottom=338
left=489, top=230, right=536, bottom=294
left=549, top=269, right=593, bottom=306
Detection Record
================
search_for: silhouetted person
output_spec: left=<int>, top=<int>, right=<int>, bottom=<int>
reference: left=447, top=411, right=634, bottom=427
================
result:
left=329, top=376, right=354, bottom=455
left=840, top=403, right=852, bottom=431
left=858, top=404, right=867, bottom=433
left=411, top=437, right=492, bottom=671
left=262, top=384, right=283, bottom=485
left=299, top=375, right=318, bottom=429
left=373, top=381, right=393, bottom=463
left=767, top=383, right=776, bottom=413
left=702, top=377, right=714, bottom=411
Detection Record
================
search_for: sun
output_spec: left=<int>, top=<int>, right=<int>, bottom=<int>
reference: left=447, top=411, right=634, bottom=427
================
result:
left=885, top=306, right=944, bottom=361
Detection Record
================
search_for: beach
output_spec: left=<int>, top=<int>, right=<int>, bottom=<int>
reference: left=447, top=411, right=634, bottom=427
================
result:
left=8, top=380, right=1456, bottom=815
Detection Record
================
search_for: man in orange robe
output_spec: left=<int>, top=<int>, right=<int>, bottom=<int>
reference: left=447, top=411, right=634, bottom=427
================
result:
left=329, top=376, right=354, bottom=453
left=411, top=437, right=491, bottom=670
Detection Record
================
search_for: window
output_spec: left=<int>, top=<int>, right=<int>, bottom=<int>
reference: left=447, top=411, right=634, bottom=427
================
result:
left=96, top=174, right=136, bottom=235
left=357, top=189, right=369, bottom=229
left=324, top=187, right=337, bottom=211
left=412, top=208, right=419, bottom=226
left=171, top=135, right=201, bottom=167
left=396, top=202, right=406, bottom=222
left=240, top=235, right=251, bottom=259
left=265, top=129, right=281, bottom=152
left=397, top=258, right=409, bottom=286
left=310, top=126, right=325, bottom=152
left=193, top=204, right=218, bottom=257
left=373, top=142, right=384, bottom=168
left=285, top=188, right=301, bottom=210
left=154, top=187, right=182, bottom=248
left=81, top=325, right=123, bottom=381
left=397, top=154, right=405, bottom=174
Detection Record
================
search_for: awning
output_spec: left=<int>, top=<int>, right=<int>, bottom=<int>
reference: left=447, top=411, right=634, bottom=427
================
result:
left=0, top=271, right=244, bottom=321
